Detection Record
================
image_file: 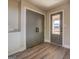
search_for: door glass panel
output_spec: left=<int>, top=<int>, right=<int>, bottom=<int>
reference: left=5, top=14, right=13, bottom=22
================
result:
left=52, top=14, right=60, bottom=35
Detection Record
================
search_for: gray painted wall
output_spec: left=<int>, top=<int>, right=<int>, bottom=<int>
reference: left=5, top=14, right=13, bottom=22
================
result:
left=26, top=10, right=44, bottom=48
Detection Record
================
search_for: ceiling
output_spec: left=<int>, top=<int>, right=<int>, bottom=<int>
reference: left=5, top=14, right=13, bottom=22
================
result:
left=26, top=0, right=69, bottom=10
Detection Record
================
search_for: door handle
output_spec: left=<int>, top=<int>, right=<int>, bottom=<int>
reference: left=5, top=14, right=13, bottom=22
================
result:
left=36, top=27, right=39, bottom=32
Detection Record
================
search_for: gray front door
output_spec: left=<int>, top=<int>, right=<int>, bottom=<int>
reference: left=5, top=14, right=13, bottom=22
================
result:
left=51, top=12, right=63, bottom=45
left=26, top=10, right=44, bottom=49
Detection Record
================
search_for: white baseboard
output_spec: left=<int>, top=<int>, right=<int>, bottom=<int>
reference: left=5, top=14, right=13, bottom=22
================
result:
left=44, top=39, right=50, bottom=43
left=63, top=45, right=70, bottom=49
left=8, top=47, right=26, bottom=56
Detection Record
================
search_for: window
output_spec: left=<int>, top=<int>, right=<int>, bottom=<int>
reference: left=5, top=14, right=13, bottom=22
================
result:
left=52, top=14, right=60, bottom=35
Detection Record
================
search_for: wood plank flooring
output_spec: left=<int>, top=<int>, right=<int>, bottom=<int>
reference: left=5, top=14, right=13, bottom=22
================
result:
left=8, top=43, right=70, bottom=59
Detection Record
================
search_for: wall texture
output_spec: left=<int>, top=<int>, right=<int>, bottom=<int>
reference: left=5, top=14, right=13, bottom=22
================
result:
left=44, top=3, right=70, bottom=48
